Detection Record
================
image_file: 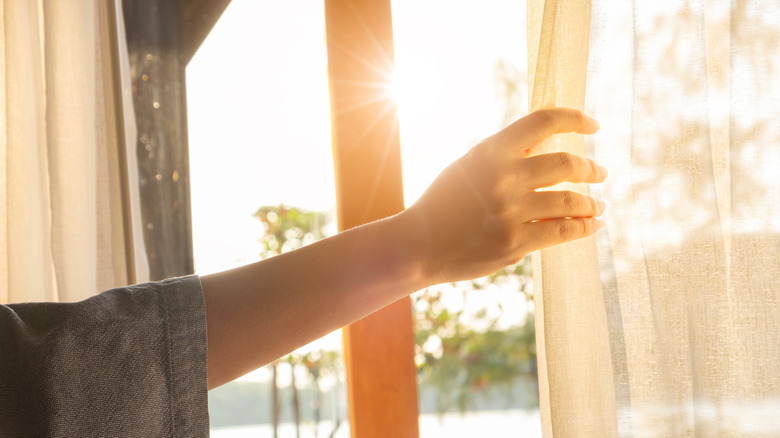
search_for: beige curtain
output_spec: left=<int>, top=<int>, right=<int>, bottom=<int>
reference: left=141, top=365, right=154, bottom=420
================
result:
left=0, top=0, right=148, bottom=304
left=529, top=0, right=780, bottom=436
left=527, top=1, right=617, bottom=436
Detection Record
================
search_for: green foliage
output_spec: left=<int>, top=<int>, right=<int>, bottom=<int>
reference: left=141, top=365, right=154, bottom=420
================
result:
left=413, top=257, right=538, bottom=414
left=254, top=204, right=330, bottom=258
left=301, top=349, right=341, bottom=382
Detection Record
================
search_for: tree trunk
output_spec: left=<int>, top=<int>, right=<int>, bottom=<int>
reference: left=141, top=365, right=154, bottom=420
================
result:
left=272, top=361, right=280, bottom=438
left=313, top=377, right=321, bottom=438
left=289, top=356, right=301, bottom=438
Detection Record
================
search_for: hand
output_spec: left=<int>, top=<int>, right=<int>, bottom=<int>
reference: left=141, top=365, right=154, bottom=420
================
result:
left=401, top=108, right=607, bottom=284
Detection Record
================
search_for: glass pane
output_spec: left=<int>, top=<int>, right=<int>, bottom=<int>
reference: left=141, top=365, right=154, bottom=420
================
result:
left=124, top=0, right=194, bottom=280
left=391, top=1, right=542, bottom=436
left=186, top=1, right=349, bottom=436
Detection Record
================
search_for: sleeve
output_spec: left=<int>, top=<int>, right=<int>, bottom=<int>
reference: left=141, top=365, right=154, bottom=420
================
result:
left=0, top=275, right=209, bottom=437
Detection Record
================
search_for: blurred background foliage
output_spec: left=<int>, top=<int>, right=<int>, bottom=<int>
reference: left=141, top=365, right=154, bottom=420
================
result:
left=413, top=261, right=537, bottom=414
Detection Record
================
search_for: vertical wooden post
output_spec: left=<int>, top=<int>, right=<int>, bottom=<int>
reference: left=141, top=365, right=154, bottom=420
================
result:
left=323, top=1, right=420, bottom=437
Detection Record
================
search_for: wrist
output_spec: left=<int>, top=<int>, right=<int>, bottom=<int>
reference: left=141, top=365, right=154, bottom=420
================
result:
left=388, top=208, right=442, bottom=289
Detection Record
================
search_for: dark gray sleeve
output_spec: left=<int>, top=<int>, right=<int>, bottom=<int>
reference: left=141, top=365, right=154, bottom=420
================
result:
left=0, top=275, right=209, bottom=437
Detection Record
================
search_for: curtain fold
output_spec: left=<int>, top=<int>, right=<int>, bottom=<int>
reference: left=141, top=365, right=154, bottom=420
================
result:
left=531, top=0, right=780, bottom=436
left=0, top=0, right=148, bottom=304
left=527, top=1, right=617, bottom=437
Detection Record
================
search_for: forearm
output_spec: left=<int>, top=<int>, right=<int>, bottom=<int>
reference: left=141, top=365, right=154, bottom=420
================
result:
left=201, top=108, right=605, bottom=389
left=201, top=212, right=425, bottom=389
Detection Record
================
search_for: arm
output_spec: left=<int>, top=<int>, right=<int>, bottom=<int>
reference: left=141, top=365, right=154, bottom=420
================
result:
left=201, top=108, right=607, bottom=389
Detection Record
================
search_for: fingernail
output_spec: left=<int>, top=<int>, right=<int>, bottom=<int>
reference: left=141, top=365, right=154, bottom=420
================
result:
left=596, top=198, right=607, bottom=214
left=593, top=218, right=605, bottom=231
left=596, top=164, right=608, bottom=180
left=588, top=115, right=601, bottom=131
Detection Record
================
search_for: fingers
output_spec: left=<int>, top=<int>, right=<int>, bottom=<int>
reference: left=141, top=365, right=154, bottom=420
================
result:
left=518, top=191, right=606, bottom=222
left=518, top=152, right=608, bottom=189
left=499, top=108, right=600, bottom=156
left=521, top=217, right=605, bottom=251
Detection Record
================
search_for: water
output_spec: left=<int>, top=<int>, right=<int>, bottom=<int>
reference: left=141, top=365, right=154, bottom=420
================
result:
left=211, top=409, right=542, bottom=437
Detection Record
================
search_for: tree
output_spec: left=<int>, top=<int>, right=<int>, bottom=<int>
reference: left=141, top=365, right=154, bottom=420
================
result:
left=255, top=204, right=330, bottom=258
left=302, top=350, right=344, bottom=438
left=413, top=260, right=538, bottom=414
left=254, top=205, right=333, bottom=436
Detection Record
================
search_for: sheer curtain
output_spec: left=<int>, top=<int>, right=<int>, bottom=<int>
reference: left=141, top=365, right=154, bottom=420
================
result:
left=0, top=0, right=148, bottom=304
left=529, top=0, right=780, bottom=436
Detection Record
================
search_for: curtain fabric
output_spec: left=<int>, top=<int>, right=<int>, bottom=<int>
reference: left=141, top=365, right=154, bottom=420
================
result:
left=0, top=0, right=148, bottom=304
left=529, top=0, right=780, bottom=437
left=527, top=1, right=617, bottom=436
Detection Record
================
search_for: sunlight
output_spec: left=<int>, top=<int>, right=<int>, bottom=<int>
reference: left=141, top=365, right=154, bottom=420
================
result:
left=388, top=64, right=427, bottom=116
